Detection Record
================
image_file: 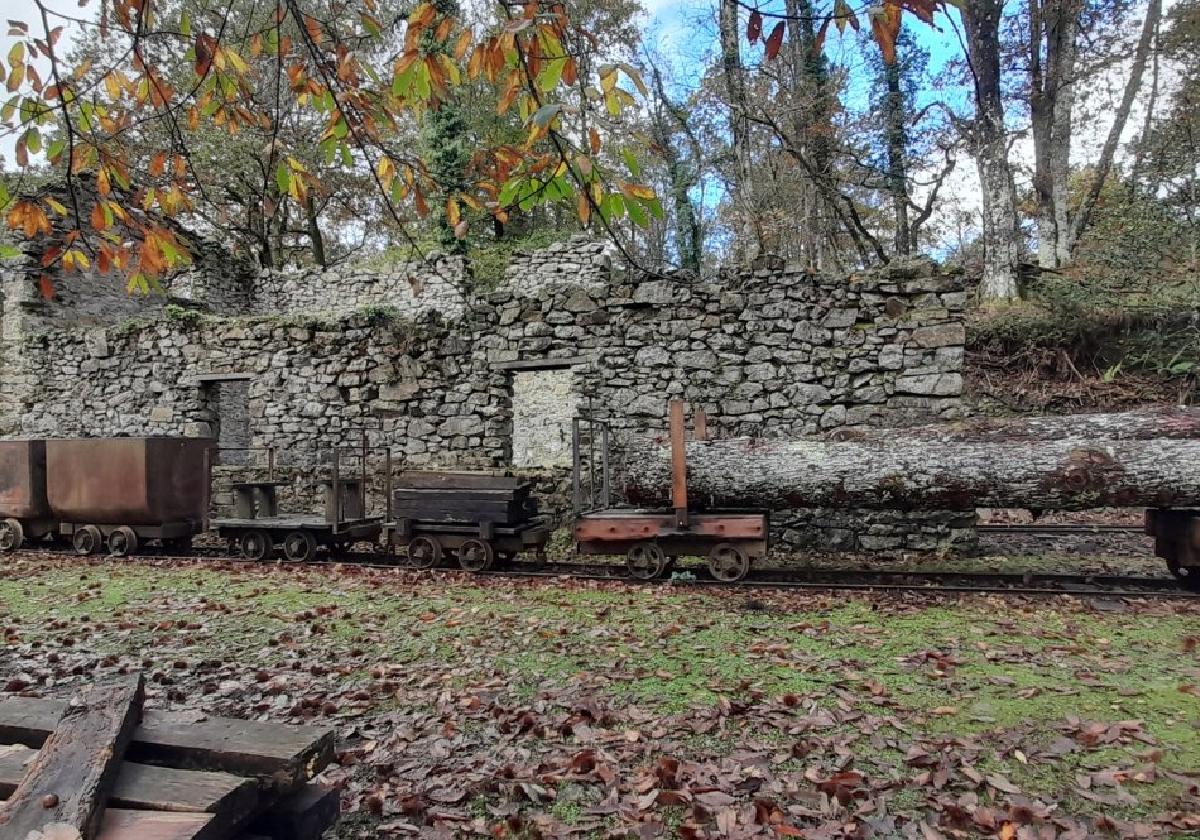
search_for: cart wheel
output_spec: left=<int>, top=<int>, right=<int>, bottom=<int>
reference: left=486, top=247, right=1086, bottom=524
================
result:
left=707, top=543, right=750, bottom=582
left=239, top=529, right=274, bottom=562
left=407, top=536, right=442, bottom=570
left=458, top=539, right=495, bottom=573
left=283, top=530, right=318, bottom=563
left=1167, top=558, right=1200, bottom=592
left=73, top=525, right=102, bottom=556
left=107, top=526, right=139, bottom=557
left=0, top=519, right=24, bottom=553
left=626, top=542, right=666, bottom=580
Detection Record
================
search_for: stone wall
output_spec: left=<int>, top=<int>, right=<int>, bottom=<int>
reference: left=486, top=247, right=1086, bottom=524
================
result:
left=248, top=253, right=470, bottom=320
left=0, top=237, right=973, bottom=551
left=0, top=238, right=255, bottom=341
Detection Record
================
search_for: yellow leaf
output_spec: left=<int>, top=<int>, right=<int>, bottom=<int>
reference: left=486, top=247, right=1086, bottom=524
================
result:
left=376, top=156, right=394, bottom=185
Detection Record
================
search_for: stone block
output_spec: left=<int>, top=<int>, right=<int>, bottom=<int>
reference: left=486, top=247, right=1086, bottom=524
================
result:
left=822, top=308, right=860, bottom=328
left=632, top=281, right=676, bottom=305
left=912, top=323, right=966, bottom=348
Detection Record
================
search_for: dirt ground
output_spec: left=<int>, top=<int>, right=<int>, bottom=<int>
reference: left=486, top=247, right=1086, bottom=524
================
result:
left=1, top=553, right=1198, bottom=839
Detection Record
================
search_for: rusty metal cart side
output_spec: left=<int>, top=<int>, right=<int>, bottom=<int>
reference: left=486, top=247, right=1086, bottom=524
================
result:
left=572, top=402, right=768, bottom=581
left=43, top=437, right=214, bottom=557
left=0, top=440, right=56, bottom=552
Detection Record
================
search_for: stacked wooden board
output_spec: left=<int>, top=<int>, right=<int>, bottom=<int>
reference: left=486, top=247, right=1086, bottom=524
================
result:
left=0, top=675, right=338, bottom=840
left=391, top=472, right=538, bottom=525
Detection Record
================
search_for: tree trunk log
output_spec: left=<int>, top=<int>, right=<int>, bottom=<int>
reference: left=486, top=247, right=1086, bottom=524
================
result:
left=828, top=407, right=1200, bottom=443
left=621, top=409, right=1200, bottom=512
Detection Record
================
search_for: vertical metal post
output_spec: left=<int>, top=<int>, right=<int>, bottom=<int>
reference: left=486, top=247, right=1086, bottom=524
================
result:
left=331, top=449, right=341, bottom=533
left=601, top=423, right=611, bottom=509
left=360, top=427, right=368, bottom=516
left=694, top=409, right=708, bottom=442
left=384, top=447, right=394, bottom=550
left=576, top=417, right=585, bottom=516
left=669, top=400, right=688, bottom=529
left=587, top=418, right=596, bottom=510
left=201, top=444, right=212, bottom=532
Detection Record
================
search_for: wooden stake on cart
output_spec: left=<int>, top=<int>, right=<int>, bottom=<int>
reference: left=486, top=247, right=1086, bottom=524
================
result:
left=670, top=400, right=689, bottom=529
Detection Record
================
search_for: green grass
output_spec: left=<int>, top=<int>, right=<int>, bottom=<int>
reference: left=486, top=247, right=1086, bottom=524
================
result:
left=1, top=556, right=1197, bottom=835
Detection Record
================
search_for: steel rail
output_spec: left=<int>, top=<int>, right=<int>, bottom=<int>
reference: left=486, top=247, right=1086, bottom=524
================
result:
left=12, top=546, right=1196, bottom=599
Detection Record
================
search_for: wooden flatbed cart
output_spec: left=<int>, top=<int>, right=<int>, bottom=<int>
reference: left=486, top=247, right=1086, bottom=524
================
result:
left=385, top=472, right=550, bottom=572
left=211, top=443, right=384, bottom=562
left=572, top=402, right=768, bottom=581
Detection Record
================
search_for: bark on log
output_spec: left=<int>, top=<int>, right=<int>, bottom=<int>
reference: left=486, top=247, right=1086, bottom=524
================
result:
left=828, top=406, right=1200, bottom=443
left=622, top=410, right=1200, bottom=512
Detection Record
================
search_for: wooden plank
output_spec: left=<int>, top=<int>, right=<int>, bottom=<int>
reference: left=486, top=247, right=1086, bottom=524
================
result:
left=0, top=745, right=259, bottom=834
left=96, top=809, right=214, bottom=840
left=0, top=674, right=143, bottom=840
left=0, top=702, right=334, bottom=791
left=393, top=488, right=529, bottom=502
left=394, top=471, right=524, bottom=490
left=392, top=498, right=530, bottom=524
left=245, top=784, right=338, bottom=840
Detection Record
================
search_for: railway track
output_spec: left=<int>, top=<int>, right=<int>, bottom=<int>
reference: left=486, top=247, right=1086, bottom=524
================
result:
left=476, top=563, right=1196, bottom=598
left=12, top=546, right=1198, bottom=599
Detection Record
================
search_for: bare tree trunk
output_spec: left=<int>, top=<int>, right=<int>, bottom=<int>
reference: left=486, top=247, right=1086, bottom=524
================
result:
left=1030, top=0, right=1081, bottom=269
left=650, top=67, right=704, bottom=272
left=1050, top=13, right=1077, bottom=267
left=304, top=193, right=327, bottom=268
left=1069, top=0, right=1163, bottom=252
left=719, top=0, right=757, bottom=261
left=962, top=0, right=1023, bottom=300
left=1129, top=12, right=1162, bottom=198
left=882, top=56, right=912, bottom=254
left=620, top=409, right=1200, bottom=512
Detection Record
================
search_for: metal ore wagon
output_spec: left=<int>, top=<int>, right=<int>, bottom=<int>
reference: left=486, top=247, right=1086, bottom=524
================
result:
left=385, top=471, right=550, bottom=572
left=0, top=437, right=212, bottom=556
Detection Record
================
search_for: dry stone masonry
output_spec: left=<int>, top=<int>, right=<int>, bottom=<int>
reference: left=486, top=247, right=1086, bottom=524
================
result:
left=0, top=236, right=972, bottom=552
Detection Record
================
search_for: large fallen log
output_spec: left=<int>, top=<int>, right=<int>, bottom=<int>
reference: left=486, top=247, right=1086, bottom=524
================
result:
left=622, top=409, right=1200, bottom=512
left=827, top=406, right=1200, bottom=442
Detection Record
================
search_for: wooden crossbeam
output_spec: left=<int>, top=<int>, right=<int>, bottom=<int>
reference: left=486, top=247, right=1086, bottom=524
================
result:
left=0, top=745, right=258, bottom=837
left=0, top=701, right=333, bottom=791
left=95, top=809, right=214, bottom=840
left=0, top=674, right=144, bottom=840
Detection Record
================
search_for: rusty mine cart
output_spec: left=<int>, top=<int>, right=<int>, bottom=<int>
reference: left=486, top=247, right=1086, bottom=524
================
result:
left=572, top=401, right=768, bottom=582
left=0, top=437, right=212, bottom=557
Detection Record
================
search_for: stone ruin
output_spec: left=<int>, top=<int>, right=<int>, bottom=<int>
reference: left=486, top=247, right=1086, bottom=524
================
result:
left=0, top=236, right=975, bottom=553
